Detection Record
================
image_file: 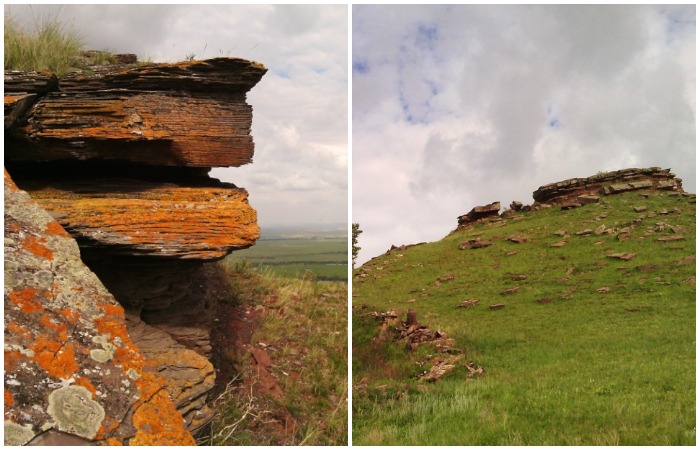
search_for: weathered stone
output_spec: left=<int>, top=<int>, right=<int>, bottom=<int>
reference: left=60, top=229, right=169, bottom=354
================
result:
left=4, top=94, right=37, bottom=129
left=17, top=178, right=259, bottom=259
left=533, top=167, right=684, bottom=205
left=607, top=252, right=637, bottom=261
left=6, top=58, right=266, bottom=168
left=457, top=299, right=479, bottom=308
left=459, top=239, right=493, bottom=250
left=127, top=317, right=215, bottom=431
left=507, top=235, right=529, bottom=244
left=457, top=201, right=501, bottom=226
left=4, top=170, right=194, bottom=445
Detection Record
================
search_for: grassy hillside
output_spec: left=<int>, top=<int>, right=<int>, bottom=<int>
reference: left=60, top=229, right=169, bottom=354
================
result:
left=352, top=190, right=695, bottom=445
left=203, top=260, right=348, bottom=445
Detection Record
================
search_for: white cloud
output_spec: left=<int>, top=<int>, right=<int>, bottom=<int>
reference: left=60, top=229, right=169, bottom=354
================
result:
left=353, top=5, right=695, bottom=265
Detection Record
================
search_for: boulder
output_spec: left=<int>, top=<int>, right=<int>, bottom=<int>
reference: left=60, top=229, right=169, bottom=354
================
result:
left=457, top=201, right=501, bottom=226
left=4, top=170, right=194, bottom=445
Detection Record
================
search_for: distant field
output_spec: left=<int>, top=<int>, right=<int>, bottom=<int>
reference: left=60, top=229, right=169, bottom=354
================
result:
left=225, top=226, right=348, bottom=281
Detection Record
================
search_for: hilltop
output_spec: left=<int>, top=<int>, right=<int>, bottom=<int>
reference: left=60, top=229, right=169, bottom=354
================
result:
left=352, top=167, right=695, bottom=445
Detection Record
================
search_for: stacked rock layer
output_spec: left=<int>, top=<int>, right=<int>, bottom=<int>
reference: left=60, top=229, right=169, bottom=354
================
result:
left=4, top=57, right=267, bottom=445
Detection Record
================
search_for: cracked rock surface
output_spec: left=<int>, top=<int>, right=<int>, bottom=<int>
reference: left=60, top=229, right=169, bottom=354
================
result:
left=4, top=169, right=194, bottom=445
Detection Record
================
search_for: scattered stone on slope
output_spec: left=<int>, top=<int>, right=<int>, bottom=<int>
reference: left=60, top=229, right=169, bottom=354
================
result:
left=607, top=252, right=637, bottom=261
left=459, top=238, right=493, bottom=250
left=457, top=201, right=501, bottom=227
left=457, top=299, right=479, bottom=308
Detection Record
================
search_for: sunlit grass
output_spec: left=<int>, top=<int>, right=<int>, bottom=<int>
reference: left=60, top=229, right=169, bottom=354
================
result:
left=353, top=191, right=695, bottom=445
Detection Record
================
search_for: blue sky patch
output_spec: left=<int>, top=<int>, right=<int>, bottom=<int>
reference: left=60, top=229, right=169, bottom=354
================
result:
left=353, top=60, right=370, bottom=74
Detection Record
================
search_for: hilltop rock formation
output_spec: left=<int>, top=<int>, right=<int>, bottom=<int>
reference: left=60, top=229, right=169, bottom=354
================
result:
left=532, top=167, right=683, bottom=205
left=5, top=57, right=266, bottom=444
left=456, top=167, right=685, bottom=229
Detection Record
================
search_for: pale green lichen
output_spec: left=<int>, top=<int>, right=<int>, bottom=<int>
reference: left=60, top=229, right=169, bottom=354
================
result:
left=47, top=385, right=104, bottom=439
left=89, top=334, right=116, bottom=363
left=4, top=420, right=36, bottom=445
left=126, top=367, right=141, bottom=380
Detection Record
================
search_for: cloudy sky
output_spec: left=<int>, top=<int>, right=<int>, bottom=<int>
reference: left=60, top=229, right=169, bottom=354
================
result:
left=353, top=5, right=695, bottom=265
left=5, top=4, right=348, bottom=229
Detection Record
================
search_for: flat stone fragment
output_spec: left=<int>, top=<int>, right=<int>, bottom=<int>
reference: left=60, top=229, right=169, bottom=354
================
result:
left=607, top=252, right=637, bottom=261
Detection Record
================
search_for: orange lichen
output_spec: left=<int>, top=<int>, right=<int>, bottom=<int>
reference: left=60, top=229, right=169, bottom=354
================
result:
left=5, top=349, right=24, bottom=373
left=5, top=389, right=14, bottom=407
left=7, top=321, right=33, bottom=340
left=39, top=313, right=69, bottom=341
left=31, top=335, right=78, bottom=379
left=98, top=301, right=124, bottom=318
left=73, top=376, right=97, bottom=396
left=105, top=437, right=124, bottom=446
left=22, top=234, right=54, bottom=260
left=130, top=375, right=195, bottom=446
left=96, top=416, right=120, bottom=440
left=44, top=221, right=69, bottom=237
left=9, top=288, right=44, bottom=314
left=56, top=308, right=81, bottom=324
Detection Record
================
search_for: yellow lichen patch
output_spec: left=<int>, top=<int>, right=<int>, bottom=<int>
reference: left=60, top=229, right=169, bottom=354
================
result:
left=105, top=437, right=123, bottom=446
left=31, top=335, right=78, bottom=379
left=9, top=288, right=44, bottom=314
left=97, top=301, right=124, bottom=319
left=21, top=234, right=54, bottom=261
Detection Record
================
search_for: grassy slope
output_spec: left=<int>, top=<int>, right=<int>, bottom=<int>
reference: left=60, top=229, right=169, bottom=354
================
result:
left=206, top=262, right=348, bottom=446
left=353, top=190, right=695, bottom=445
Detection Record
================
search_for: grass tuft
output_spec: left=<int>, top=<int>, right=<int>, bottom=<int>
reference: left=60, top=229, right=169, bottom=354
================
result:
left=4, top=15, right=84, bottom=76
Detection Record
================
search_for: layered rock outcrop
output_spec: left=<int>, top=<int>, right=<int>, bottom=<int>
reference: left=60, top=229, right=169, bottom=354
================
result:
left=532, top=167, right=683, bottom=205
left=456, top=167, right=686, bottom=229
left=5, top=56, right=266, bottom=444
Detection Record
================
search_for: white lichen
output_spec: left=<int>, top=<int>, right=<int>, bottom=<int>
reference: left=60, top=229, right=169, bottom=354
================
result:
left=47, top=385, right=104, bottom=439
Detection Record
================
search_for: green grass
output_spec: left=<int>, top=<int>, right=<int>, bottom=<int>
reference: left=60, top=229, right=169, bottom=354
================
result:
left=224, top=236, right=348, bottom=281
left=4, top=16, right=84, bottom=76
left=205, top=262, right=348, bottom=445
left=353, top=190, right=695, bottom=445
